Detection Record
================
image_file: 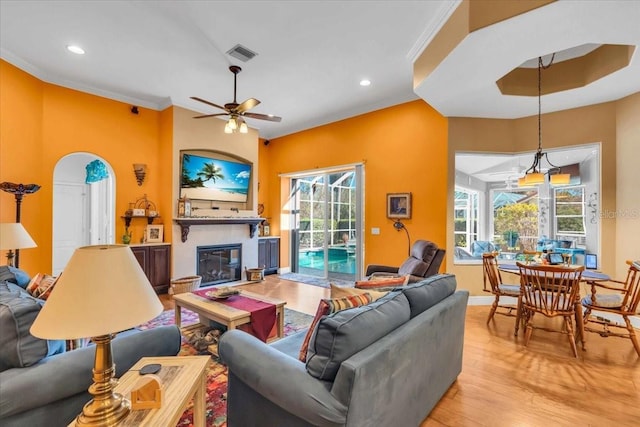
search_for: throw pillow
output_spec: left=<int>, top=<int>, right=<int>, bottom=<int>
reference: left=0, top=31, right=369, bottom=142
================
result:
left=298, top=293, right=373, bottom=362
left=0, top=266, right=31, bottom=289
left=354, top=274, right=409, bottom=289
left=330, top=283, right=388, bottom=301
left=26, top=274, right=58, bottom=300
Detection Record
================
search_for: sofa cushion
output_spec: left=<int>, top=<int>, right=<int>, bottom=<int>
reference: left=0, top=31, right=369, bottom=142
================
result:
left=0, top=266, right=31, bottom=289
left=401, top=274, right=457, bottom=318
left=330, top=283, right=388, bottom=301
left=306, top=290, right=411, bottom=381
left=298, top=293, right=372, bottom=362
left=0, top=283, right=65, bottom=371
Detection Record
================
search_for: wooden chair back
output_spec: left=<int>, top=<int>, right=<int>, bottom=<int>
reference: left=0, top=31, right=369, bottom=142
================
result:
left=620, top=260, right=640, bottom=313
left=516, top=262, right=584, bottom=316
left=482, top=252, right=502, bottom=293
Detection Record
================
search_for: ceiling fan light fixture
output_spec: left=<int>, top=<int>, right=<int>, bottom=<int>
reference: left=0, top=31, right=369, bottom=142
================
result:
left=191, top=65, right=281, bottom=133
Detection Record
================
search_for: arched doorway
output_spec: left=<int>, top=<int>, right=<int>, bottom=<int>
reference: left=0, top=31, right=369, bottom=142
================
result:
left=52, top=153, right=115, bottom=275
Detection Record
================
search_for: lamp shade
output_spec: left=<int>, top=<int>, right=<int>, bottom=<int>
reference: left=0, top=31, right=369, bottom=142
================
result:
left=0, top=222, right=37, bottom=250
left=550, top=173, right=571, bottom=185
left=524, top=172, right=544, bottom=185
left=31, top=245, right=162, bottom=339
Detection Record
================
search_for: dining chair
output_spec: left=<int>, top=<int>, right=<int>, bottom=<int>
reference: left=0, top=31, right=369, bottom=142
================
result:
left=516, top=262, right=584, bottom=357
left=482, top=252, right=522, bottom=334
left=581, top=260, right=640, bottom=357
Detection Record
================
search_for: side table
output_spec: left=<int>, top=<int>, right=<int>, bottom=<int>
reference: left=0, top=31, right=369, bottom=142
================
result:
left=69, top=356, right=210, bottom=426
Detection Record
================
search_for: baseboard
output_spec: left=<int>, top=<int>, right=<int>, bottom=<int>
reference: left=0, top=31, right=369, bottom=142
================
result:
left=467, top=296, right=640, bottom=328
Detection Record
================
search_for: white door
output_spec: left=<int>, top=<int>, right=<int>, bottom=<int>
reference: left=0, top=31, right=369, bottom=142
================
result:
left=53, top=183, right=89, bottom=275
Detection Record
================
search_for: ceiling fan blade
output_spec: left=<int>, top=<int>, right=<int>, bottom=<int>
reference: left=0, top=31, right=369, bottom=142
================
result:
left=190, top=96, right=228, bottom=112
left=243, top=112, right=282, bottom=122
left=236, top=98, right=260, bottom=114
left=193, top=113, right=229, bottom=119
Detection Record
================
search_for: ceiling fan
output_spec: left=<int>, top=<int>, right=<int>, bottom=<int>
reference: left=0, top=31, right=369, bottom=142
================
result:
left=191, top=65, right=281, bottom=133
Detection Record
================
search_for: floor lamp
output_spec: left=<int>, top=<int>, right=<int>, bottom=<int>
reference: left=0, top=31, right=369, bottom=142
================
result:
left=0, top=182, right=41, bottom=268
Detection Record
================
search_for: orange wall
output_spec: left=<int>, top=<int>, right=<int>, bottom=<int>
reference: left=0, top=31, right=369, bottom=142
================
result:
left=263, top=100, right=448, bottom=273
left=0, top=60, right=170, bottom=275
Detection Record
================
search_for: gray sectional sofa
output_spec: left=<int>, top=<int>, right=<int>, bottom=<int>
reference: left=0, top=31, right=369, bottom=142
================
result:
left=0, top=270, right=181, bottom=427
left=219, top=274, right=469, bottom=427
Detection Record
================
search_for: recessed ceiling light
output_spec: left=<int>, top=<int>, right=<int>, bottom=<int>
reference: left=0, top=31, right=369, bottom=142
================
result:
left=66, top=45, right=85, bottom=55
left=360, top=79, right=371, bottom=86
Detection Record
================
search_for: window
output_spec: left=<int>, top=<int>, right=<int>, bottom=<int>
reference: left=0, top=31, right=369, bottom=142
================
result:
left=555, top=186, right=586, bottom=235
left=492, top=188, right=539, bottom=251
left=454, top=188, right=479, bottom=252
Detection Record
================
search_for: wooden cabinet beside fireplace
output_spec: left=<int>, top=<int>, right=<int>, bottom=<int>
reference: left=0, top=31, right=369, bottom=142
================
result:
left=258, top=237, right=280, bottom=275
left=130, top=243, right=171, bottom=294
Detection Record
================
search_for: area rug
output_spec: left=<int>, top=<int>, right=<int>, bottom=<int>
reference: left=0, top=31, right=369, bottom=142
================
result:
left=278, top=272, right=353, bottom=288
left=137, top=307, right=314, bottom=426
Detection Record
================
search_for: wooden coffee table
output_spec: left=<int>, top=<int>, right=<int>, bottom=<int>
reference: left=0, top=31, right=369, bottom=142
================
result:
left=173, top=290, right=286, bottom=342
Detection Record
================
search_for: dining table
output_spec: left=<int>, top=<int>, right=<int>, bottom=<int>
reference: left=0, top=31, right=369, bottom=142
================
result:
left=498, top=263, right=611, bottom=351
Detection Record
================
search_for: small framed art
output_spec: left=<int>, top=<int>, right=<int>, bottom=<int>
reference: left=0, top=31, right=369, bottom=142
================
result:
left=145, top=224, right=164, bottom=243
left=387, top=193, right=411, bottom=219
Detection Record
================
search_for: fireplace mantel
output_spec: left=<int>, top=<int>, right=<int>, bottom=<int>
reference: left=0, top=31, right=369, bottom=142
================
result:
left=174, top=217, right=264, bottom=242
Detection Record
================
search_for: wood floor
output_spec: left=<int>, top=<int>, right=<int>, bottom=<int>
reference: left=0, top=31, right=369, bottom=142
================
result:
left=160, top=275, right=639, bottom=426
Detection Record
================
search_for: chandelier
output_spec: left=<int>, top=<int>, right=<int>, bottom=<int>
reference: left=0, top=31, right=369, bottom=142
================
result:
left=519, top=54, right=570, bottom=187
left=224, top=115, right=248, bottom=134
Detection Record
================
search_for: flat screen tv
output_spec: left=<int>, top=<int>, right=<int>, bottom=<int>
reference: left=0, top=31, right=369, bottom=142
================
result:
left=180, top=152, right=251, bottom=203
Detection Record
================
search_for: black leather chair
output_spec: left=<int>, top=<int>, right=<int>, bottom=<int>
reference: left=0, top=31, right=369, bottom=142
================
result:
left=365, top=240, right=445, bottom=283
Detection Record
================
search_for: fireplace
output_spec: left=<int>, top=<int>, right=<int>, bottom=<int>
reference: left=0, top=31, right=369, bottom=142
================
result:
left=197, top=244, right=242, bottom=287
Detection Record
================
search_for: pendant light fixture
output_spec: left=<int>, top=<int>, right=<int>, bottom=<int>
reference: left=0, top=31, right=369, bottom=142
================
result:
left=519, top=54, right=570, bottom=187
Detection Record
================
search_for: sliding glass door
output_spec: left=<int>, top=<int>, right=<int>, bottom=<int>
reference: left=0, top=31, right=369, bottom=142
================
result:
left=290, top=166, right=363, bottom=281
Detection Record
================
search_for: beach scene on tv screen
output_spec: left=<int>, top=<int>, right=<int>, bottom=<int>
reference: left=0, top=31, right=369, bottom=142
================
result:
left=180, top=153, right=250, bottom=202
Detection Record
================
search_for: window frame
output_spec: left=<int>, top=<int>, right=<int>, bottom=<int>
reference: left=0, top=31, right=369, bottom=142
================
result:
left=554, top=185, right=586, bottom=236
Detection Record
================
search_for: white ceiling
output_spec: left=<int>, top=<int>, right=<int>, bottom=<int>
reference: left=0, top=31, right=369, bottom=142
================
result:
left=1, top=1, right=639, bottom=140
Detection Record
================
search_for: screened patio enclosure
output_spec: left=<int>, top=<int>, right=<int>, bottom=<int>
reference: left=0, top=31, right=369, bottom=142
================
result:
left=290, top=166, right=363, bottom=281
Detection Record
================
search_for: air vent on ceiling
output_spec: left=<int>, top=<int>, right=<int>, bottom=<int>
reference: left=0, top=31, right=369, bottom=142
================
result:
left=226, top=44, right=258, bottom=62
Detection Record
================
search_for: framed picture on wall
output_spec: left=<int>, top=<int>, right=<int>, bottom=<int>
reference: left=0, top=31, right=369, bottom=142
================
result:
left=387, top=193, right=412, bottom=219
left=145, top=224, right=164, bottom=243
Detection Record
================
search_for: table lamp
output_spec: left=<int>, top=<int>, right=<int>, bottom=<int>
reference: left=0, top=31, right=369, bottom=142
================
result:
left=30, top=245, right=163, bottom=426
left=0, top=222, right=37, bottom=266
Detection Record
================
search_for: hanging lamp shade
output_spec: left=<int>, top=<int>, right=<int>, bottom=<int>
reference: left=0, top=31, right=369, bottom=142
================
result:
left=550, top=173, right=571, bottom=185
left=524, top=172, right=544, bottom=185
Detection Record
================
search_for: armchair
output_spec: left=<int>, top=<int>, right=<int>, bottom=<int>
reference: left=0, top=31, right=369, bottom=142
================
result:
left=365, top=240, right=445, bottom=283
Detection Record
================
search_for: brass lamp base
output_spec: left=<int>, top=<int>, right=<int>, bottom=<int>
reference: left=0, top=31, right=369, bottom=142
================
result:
left=74, top=334, right=131, bottom=426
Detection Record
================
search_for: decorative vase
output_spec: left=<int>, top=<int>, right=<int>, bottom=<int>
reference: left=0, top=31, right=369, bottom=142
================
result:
left=122, top=232, right=132, bottom=245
